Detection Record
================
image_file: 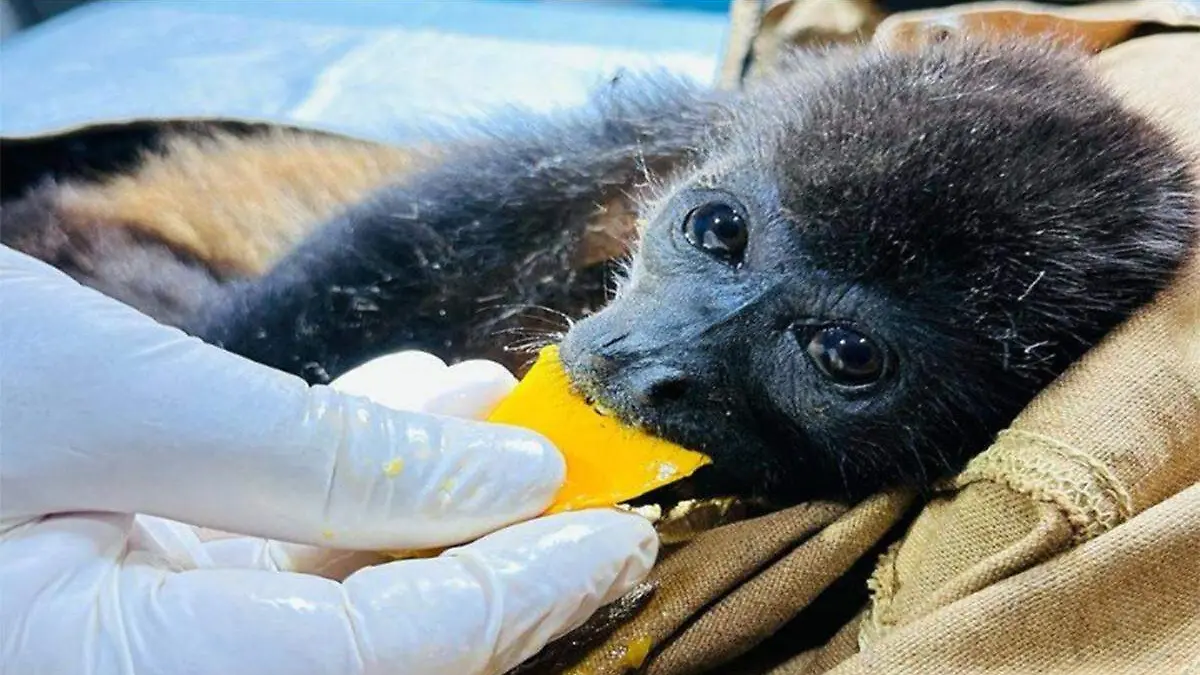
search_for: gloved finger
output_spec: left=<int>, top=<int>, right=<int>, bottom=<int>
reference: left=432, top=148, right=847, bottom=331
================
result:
left=332, top=353, right=518, bottom=419
left=219, top=354, right=519, bottom=578
left=329, top=351, right=456, bottom=412
left=130, top=514, right=215, bottom=567
left=48, top=349, right=515, bottom=582
left=347, top=510, right=659, bottom=675
left=200, top=537, right=387, bottom=580
left=409, top=359, right=519, bottom=418
left=206, top=345, right=515, bottom=575
left=1, top=247, right=563, bottom=549
left=130, top=514, right=383, bottom=580
left=2, top=509, right=657, bottom=675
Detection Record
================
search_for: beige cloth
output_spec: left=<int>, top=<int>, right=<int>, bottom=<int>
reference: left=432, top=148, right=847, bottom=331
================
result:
left=511, top=2, right=1200, bottom=673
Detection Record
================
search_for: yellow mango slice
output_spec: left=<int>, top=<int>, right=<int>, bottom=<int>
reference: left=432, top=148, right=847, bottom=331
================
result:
left=487, top=345, right=712, bottom=513
left=383, top=345, right=711, bottom=560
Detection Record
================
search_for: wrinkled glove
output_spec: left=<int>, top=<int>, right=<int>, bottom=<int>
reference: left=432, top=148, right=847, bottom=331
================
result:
left=0, top=245, right=657, bottom=675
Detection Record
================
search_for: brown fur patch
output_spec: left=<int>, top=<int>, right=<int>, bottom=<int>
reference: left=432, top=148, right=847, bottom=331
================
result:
left=1, top=183, right=229, bottom=325
left=54, top=129, right=430, bottom=276
left=36, top=126, right=641, bottom=274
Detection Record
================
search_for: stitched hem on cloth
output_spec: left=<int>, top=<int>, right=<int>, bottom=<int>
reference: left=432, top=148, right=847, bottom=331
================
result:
left=952, top=428, right=1134, bottom=543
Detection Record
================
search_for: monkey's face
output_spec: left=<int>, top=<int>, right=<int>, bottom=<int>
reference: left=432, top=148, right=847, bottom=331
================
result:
left=559, top=178, right=982, bottom=507
left=560, top=40, right=1196, bottom=507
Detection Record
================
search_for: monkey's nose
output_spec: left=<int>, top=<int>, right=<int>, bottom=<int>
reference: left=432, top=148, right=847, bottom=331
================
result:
left=626, top=365, right=691, bottom=406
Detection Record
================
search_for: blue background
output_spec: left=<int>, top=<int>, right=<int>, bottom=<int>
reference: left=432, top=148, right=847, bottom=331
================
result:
left=0, top=0, right=731, bottom=143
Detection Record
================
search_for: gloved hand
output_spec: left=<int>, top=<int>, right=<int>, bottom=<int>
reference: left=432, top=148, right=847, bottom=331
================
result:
left=0, top=246, right=657, bottom=675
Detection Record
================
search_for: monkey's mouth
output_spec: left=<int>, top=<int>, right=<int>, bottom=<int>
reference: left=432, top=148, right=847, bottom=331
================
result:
left=583, top=393, right=765, bottom=544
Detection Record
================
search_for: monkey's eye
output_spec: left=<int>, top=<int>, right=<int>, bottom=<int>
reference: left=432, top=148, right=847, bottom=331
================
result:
left=805, top=326, right=886, bottom=387
left=683, top=202, right=748, bottom=263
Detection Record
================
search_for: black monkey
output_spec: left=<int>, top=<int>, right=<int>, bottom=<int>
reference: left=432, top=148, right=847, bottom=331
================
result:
left=10, top=36, right=1198, bottom=508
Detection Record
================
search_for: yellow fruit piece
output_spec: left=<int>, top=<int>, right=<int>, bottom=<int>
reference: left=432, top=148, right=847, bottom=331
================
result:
left=383, top=345, right=710, bottom=559
left=486, top=345, right=711, bottom=513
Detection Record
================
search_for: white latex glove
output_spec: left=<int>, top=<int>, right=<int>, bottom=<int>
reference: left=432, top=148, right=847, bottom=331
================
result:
left=0, top=246, right=657, bottom=675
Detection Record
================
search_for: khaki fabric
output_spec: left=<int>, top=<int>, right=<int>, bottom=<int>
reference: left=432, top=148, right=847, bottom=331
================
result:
left=720, top=0, right=1200, bottom=87
left=718, top=0, right=885, bottom=87
left=583, top=493, right=913, bottom=675
left=512, top=2, right=1200, bottom=674
left=872, top=0, right=1200, bottom=53
left=509, top=494, right=915, bottom=675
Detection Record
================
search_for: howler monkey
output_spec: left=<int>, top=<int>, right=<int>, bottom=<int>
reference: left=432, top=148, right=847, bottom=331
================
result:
left=3, top=37, right=1196, bottom=509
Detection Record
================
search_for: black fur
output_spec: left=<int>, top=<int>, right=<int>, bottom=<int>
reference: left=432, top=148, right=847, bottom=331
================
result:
left=187, top=38, right=1195, bottom=505
left=187, top=71, right=725, bottom=383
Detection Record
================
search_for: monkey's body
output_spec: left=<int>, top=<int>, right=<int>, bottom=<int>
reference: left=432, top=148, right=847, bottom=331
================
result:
left=1, top=129, right=431, bottom=328
left=4, top=37, right=1196, bottom=509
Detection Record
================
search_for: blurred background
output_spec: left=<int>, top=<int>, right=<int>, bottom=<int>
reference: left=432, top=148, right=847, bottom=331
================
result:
left=0, top=0, right=738, bottom=142
left=0, top=0, right=1008, bottom=42
left=0, top=0, right=1086, bottom=141
left=2, top=0, right=734, bottom=41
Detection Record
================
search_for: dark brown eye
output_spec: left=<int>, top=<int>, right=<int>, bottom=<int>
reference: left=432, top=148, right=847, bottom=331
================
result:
left=805, top=326, right=886, bottom=387
left=683, top=202, right=747, bottom=263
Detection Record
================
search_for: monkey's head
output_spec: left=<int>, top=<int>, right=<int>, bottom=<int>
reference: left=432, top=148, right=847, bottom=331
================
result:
left=559, top=38, right=1197, bottom=508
